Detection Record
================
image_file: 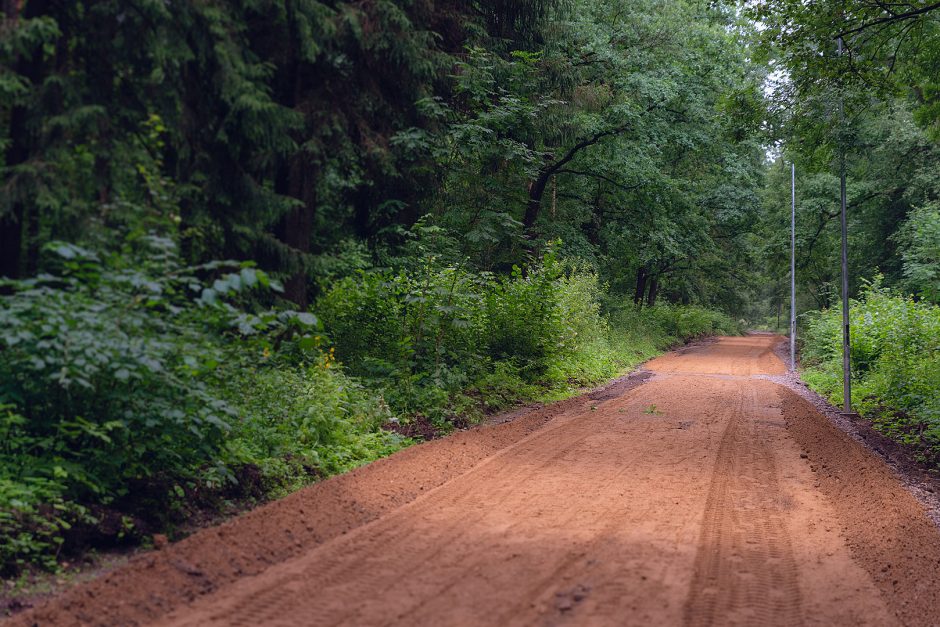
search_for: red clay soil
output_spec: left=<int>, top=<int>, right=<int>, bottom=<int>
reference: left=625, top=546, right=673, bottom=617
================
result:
left=3, top=379, right=623, bottom=626
left=782, top=393, right=940, bottom=626
left=7, top=335, right=940, bottom=626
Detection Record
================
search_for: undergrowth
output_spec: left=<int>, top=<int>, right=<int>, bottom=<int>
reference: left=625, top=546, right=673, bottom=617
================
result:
left=801, top=278, right=940, bottom=466
left=319, top=247, right=741, bottom=422
left=0, top=234, right=739, bottom=575
left=0, top=237, right=407, bottom=575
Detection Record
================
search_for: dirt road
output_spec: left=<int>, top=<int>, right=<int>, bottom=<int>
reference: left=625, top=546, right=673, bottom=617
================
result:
left=11, top=336, right=940, bottom=626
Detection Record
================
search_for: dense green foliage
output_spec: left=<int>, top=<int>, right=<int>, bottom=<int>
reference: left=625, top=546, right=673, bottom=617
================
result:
left=1, top=0, right=768, bottom=309
left=0, top=232, right=738, bottom=572
left=749, top=1, right=940, bottom=468
left=3, top=0, right=938, bottom=577
left=801, top=282, right=940, bottom=464
left=0, top=236, right=406, bottom=572
left=756, top=107, right=940, bottom=312
left=750, top=0, right=940, bottom=310
left=319, top=241, right=740, bottom=418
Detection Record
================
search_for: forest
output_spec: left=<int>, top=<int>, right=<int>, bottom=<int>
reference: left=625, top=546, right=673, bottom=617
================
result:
left=1, top=0, right=938, bottom=576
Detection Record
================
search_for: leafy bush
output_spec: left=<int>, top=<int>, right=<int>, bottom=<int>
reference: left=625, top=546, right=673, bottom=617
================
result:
left=801, top=279, right=940, bottom=463
left=222, top=363, right=406, bottom=497
left=320, top=247, right=741, bottom=417
left=0, top=423, right=92, bottom=575
left=635, top=304, right=742, bottom=341
left=319, top=249, right=617, bottom=412
left=896, top=202, right=940, bottom=303
left=0, top=236, right=408, bottom=572
left=318, top=264, right=485, bottom=382
left=0, top=238, right=248, bottom=505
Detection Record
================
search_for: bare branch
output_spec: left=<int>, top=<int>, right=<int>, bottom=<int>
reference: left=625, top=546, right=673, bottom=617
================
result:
left=837, top=2, right=940, bottom=38
left=555, top=168, right=642, bottom=193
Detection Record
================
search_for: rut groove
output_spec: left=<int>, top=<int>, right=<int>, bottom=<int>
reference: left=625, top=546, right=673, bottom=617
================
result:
left=684, top=383, right=803, bottom=627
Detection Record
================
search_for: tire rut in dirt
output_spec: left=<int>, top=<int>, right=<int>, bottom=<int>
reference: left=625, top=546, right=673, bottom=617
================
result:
left=684, top=383, right=803, bottom=627
left=158, top=398, right=652, bottom=626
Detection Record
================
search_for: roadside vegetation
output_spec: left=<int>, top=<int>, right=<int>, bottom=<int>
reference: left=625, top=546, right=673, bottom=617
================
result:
left=749, top=1, right=940, bottom=472
left=0, top=235, right=401, bottom=573
left=800, top=282, right=940, bottom=466
left=0, top=227, right=738, bottom=574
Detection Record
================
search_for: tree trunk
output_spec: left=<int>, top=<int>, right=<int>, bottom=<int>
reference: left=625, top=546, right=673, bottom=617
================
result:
left=523, top=171, right=551, bottom=234
left=583, top=187, right=603, bottom=247
left=88, top=7, right=115, bottom=208
left=647, top=274, right=660, bottom=307
left=273, top=3, right=313, bottom=309
left=280, top=209, right=312, bottom=308
left=633, top=265, right=648, bottom=307
left=1, top=0, right=46, bottom=279
left=275, top=155, right=314, bottom=309
left=0, top=99, right=25, bottom=276
left=0, top=207, right=22, bottom=280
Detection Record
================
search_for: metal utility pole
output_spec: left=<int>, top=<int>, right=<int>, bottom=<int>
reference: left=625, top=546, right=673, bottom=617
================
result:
left=790, top=162, right=796, bottom=371
left=838, top=37, right=852, bottom=413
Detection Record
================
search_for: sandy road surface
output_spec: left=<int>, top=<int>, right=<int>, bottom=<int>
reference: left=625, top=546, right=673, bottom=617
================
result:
left=10, top=336, right=940, bottom=626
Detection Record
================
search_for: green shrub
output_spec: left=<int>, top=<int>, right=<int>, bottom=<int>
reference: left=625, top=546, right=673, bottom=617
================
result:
left=318, top=264, right=485, bottom=383
left=0, top=239, right=248, bottom=505
left=636, top=303, right=741, bottom=340
left=0, top=236, right=409, bottom=572
left=0, top=403, right=93, bottom=575
left=222, top=363, right=407, bottom=496
left=896, top=202, right=940, bottom=303
left=486, top=256, right=613, bottom=382
left=802, top=279, right=940, bottom=463
left=319, top=248, right=618, bottom=411
left=320, top=245, right=740, bottom=417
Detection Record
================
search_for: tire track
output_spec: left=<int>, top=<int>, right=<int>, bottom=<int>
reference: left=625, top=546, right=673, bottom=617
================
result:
left=684, top=383, right=803, bottom=627
left=158, top=393, right=659, bottom=626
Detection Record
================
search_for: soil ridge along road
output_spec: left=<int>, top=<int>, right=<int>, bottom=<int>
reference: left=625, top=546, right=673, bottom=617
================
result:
left=9, top=335, right=940, bottom=626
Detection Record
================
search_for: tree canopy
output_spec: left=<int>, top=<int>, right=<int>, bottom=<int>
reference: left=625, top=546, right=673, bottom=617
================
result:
left=1, top=0, right=770, bottom=311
